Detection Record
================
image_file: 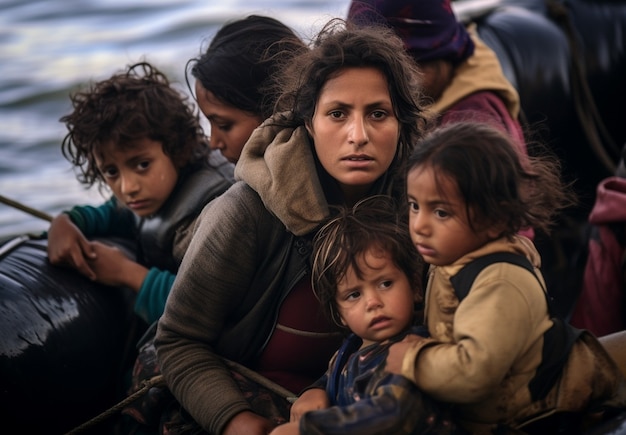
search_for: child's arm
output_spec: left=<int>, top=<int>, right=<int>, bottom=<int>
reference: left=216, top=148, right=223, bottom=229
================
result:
left=385, top=334, right=427, bottom=375
left=289, top=388, right=329, bottom=423
left=49, top=199, right=175, bottom=324
left=288, top=348, right=342, bottom=423
left=62, top=198, right=135, bottom=237
left=47, top=198, right=133, bottom=280
left=134, top=267, right=176, bottom=324
left=387, top=269, right=546, bottom=402
left=87, top=241, right=177, bottom=325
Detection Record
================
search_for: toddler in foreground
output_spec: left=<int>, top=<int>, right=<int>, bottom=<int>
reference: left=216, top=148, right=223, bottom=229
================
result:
left=271, top=195, right=455, bottom=435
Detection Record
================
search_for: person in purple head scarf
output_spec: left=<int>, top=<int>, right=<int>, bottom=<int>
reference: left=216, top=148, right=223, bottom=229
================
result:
left=348, top=0, right=533, bottom=241
left=347, top=0, right=525, bottom=150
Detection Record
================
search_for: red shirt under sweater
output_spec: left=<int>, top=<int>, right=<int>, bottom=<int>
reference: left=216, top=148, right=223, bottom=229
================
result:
left=255, top=275, right=344, bottom=394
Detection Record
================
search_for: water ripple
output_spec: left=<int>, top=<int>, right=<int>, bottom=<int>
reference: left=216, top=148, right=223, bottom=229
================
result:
left=0, top=0, right=350, bottom=236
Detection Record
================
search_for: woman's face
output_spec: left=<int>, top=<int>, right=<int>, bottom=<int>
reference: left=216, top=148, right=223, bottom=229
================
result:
left=195, top=81, right=263, bottom=164
left=307, top=67, right=400, bottom=205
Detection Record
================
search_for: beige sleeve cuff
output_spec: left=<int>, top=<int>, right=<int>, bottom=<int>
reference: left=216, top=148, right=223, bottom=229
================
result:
left=401, top=337, right=437, bottom=383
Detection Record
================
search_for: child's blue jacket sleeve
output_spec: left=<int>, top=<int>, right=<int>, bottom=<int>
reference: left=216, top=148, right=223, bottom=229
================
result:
left=64, top=197, right=135, bottom=237
left=300, top=374, right=430, bottom=435
left=134, top=267, right=176, bottom=324
left=65, top=198, right=174, bottom=324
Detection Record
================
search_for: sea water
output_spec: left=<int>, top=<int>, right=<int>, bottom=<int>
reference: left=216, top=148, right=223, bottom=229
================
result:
left=0, top=0, right=351, bottom=236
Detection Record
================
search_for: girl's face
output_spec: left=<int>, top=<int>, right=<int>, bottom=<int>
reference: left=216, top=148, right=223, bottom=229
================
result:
left=336, top=247, right=416, bottom=347
left=407, top=165, right=499, bottom=266
left=195, top=81, right=263, bottom=164
left=95, top=137, right=178, bottom=218
left=307, top=67, right=400, bottom=205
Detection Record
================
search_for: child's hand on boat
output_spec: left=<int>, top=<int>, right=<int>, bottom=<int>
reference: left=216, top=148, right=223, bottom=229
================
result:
left=86, top=240, right=148, bottom=290
left=47, top=213, right=97, bottom=280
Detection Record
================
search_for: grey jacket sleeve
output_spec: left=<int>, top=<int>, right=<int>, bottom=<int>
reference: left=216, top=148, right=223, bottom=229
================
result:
left=155, top=182, right=265, bottom=434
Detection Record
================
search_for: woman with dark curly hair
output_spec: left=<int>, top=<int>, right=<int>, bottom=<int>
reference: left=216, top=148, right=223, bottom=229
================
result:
left=46, top=61, right=234, bottom=325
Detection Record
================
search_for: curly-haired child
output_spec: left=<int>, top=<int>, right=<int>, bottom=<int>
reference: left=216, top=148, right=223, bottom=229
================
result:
left=47, top=61, right=234, bottom=325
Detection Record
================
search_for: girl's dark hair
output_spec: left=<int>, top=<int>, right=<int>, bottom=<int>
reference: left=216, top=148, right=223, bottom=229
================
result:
left=311, top=195, right=423, bottom=329
left=60, top=61, right=208, bottom=188
left=407, top=122, right=577, bottom=236
left=274, top=18, right=428, bottom=199
left=188, top=15, right=307, bottom=121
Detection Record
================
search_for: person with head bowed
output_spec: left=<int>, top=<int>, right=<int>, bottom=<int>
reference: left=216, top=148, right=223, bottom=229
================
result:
left=347, top=0, right=525, bottom=150
left=47, top=16, right=306, bottom=328
left=118, top=15, right=309, bottom=431
left=189, top=14, right=307, bottom=165
left=154, top=18, right=427, bottom=435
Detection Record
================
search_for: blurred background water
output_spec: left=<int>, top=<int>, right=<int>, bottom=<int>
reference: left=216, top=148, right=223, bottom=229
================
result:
left=0, top=0, right=351, bottom=237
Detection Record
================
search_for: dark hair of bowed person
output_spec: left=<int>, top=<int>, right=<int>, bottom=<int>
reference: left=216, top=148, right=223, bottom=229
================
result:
left=188, top=15, right=308, bottom=121
left=60, top=61, right=208, bottom=188
left=273, top=18, right=427, bottom=174
left=407, top=122, right=578, bottom=237
left=311, top=195, right=423, bottom=329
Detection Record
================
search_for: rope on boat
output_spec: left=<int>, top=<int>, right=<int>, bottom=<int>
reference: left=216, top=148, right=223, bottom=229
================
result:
left=0, top=194, right=53, bottom=222
left=224, top=358, right=299, bottom=404
left=63, top=374, right=165, bottom=435
left=62, top=359, right=298, bottom=434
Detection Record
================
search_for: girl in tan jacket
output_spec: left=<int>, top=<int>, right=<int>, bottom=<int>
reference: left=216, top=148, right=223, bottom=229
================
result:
left=386, top=121, right=626, bottom=433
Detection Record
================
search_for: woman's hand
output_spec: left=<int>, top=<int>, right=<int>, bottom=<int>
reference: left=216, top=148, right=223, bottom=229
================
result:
left=269, top=422, right=299, bottom=435
left=289, top=388, right=329, bottom=423
left=223, top=411, right=276, bottom=435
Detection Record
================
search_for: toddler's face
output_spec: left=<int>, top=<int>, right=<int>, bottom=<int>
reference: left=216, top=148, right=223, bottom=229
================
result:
left=336, top=247, right=416, bottom=347
left=95, top=137, right=178, bottom=217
